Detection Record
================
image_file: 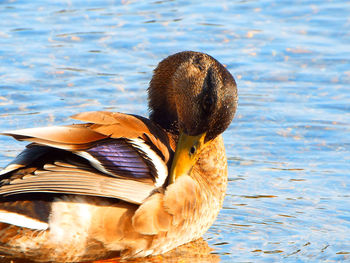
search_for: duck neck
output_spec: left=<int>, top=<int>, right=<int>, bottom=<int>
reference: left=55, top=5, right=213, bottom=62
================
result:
left=148, top=98, right=179, bottom=135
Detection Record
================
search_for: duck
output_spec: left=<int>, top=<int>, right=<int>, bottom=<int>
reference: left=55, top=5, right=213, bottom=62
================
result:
left=0, top=51, right=238, bottom=262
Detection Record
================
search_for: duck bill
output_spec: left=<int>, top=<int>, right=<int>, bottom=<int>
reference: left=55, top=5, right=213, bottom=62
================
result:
left=168, top=132, right=207, bottom=184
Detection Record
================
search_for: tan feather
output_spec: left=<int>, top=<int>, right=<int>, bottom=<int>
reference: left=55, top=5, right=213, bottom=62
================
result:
left=71, top=111, right=122, bottom=125
left=1, top=162, right=154, bottom=204
left=132, top=193, right=172, bottom=235
left=163, top=175, right=199, bottom=225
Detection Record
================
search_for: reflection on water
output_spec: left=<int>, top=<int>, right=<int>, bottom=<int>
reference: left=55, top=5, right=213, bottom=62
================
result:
left=0, top=239, right=218, bottom=263
left=91, top=239, right=219, bottom=263
left=0, top=0, right=350, bottom=262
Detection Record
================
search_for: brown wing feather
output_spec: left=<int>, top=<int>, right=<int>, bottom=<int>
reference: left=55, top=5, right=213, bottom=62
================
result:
left=72, top=111, right=151, bottom=139
left=1, top=111, right=173, bottom=158
left=1, top=124, right=107, bottom=144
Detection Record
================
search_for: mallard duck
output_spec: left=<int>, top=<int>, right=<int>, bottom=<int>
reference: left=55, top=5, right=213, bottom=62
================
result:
left=0, top=51, right=238, bottom=262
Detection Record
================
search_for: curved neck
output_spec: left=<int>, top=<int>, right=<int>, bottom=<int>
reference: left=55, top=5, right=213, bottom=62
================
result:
left=148, top=52, right=195, bottom=134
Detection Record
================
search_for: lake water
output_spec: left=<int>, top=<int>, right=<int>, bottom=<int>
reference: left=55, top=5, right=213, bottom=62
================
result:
left=0, top=0, right=349, bottom=262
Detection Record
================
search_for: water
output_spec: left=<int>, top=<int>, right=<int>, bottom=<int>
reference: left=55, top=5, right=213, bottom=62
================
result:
left=0, top=0, right=350, bottom=262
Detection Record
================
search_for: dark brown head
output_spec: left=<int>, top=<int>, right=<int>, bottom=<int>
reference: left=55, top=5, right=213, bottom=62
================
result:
left=148, top=51, right=238, bottom=142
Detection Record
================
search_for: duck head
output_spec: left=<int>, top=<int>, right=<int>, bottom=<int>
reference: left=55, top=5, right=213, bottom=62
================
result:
left=148, top=51, right=238, bottom=183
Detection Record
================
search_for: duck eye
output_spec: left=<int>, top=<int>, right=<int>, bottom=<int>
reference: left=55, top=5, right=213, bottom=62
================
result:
left=190, top=146, right=196, bottom=155
left=203, top=95, right=213, bottom=113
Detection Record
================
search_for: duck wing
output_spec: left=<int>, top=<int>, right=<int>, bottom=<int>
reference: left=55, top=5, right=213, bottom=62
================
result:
left=0, top=111, right=174, bottom=205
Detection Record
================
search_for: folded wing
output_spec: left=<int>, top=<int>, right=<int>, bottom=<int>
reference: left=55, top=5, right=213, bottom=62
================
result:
left=0, top=111, right=174, bottom=205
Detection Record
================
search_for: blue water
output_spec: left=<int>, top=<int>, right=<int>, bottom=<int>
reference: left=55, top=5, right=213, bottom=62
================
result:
left=1, top=0, right=350, bottom=262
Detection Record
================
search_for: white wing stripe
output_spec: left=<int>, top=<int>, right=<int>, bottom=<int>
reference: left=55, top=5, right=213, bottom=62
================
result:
left=128, top=138, right=168, bottom=187
left=0, top=210, right=49, bottom=230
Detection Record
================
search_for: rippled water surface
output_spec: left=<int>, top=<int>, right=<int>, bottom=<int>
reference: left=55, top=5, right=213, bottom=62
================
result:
left=1, top=0, right=350, bottom=262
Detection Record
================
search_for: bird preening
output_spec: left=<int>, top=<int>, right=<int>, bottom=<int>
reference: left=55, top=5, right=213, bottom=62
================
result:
left=0, top=51, right=238, bottom=262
